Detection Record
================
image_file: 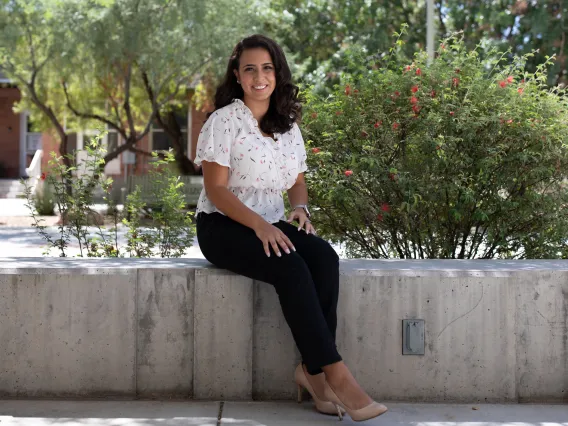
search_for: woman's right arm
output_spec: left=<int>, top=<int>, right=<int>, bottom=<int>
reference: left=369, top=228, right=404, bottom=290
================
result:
left=201, top=160, right=295, bottom=257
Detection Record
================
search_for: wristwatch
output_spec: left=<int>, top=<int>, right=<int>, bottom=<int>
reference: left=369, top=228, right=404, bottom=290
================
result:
left=294, top=204, right=311, bottom=218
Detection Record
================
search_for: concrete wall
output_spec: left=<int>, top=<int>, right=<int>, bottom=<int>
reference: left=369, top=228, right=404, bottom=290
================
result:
left=0, top=258, right=566, bottom=403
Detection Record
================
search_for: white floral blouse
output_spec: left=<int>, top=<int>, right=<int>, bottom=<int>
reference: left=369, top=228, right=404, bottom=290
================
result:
left=194, top=99, right=308, bottom=224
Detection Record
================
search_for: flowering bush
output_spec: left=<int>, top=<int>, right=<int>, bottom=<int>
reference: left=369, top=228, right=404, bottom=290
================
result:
left=302, top=35, right=568, bottom=259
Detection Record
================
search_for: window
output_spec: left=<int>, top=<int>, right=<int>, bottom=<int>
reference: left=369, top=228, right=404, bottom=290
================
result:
left=150, top=110, right=188, bottom=154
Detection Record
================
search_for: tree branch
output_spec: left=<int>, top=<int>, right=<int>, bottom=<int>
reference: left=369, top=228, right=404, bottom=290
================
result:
left=63, top=81, right=128, bottom=140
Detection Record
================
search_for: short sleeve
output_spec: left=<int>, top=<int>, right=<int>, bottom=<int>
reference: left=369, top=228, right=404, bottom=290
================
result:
left=194, top=111, right=234, bottom=168
left=293, top=123, right=308, bottom=173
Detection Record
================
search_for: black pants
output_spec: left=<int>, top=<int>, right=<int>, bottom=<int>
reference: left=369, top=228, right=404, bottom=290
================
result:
left=196, top=212, right=342, bottom=375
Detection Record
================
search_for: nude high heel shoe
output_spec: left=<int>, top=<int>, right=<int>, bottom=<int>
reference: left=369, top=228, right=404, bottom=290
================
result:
left=323, top=379, right=388, bottom=422
left=294, top=364, right=344, bottom=416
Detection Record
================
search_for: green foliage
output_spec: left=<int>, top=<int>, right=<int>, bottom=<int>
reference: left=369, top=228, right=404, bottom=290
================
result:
left=122, top=151, right=196, bottom=258
left=443, top=0, right=568, bottom=86
left=24, top=140, right=195, bottom=257
left=262, top=0, right=425, bottom=93
left=1, top=0, right=262, bottom=171
left=302, top=35, right=568, bottom=259
left=32, top=180, right=55, bottom=216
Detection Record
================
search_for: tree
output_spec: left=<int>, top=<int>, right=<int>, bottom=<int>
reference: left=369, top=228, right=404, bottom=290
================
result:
left=0, top=0, right=73, bottom=172
left=262, top=0, right=426, bottom=92
left=441, top=0, right=568, bottom=87
left=2, top=0, right=262, bottom=177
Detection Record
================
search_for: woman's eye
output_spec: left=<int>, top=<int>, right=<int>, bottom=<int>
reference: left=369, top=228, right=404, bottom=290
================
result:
left=265, top=66, right=273, bottom=70
left=244, top=67, right=253, bottom=72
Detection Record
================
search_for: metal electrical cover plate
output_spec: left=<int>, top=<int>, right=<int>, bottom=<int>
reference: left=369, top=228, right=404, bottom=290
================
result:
left=402, top=319, right=425, bottom=355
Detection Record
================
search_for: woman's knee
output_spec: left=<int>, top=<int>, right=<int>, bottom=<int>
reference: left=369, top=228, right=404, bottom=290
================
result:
left=311, top=237, right=340, bottom=265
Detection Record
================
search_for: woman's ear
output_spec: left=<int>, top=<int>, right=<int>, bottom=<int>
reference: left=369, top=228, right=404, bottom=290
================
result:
left=233, top=69, right=240, bottom=84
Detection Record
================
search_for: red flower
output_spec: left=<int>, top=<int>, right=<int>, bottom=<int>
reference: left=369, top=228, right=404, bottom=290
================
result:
left=410, top=96, right=418, bottom=104
left=499, top=81, right=507, bottom=88
left=345, top=85, right=352, bottom=96
left=380, top=203, right=391, bottom=213
left=311, top=112, right=318, bottom=119
left=506, top=119, right=513, bottom=124
left=392, top=122, right=400, bottom=130
left=394, top=91, right=400, bottom=97
left=507, top=76, right=514, bottom=84
left=518, top=87, right=524, bottom=95
left=415, top=68, right=422, bottom=76
left=388, top=172, right=397, bottom=181
left=344, top=170, right=353, bottom=177
left=404, top=65, right=412, bottom=72
left=354, top=89, right=359, bottom=93
left=361, top=131, right=369, bottom=138
left=377, top=214, right=384, bottom=222
left=440, top=43, right=446, bottom=50
left=411, top=85, right=419, bottom=93
left=430, top=90, right=436, bottom=98
left=374, top=121, right=382, bottom=128
left=311, top=148, right=321, bottom=154
left=450, top=111, right=455, bottom=116
left=40, top=173, right=46, bottom=181
left=412, top=105, right=421, bottom=114
left=452, top=77, right=460, bottom=87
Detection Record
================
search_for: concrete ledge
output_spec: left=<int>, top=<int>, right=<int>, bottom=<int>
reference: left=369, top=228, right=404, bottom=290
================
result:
left=0, top=258, right=567, bottom=403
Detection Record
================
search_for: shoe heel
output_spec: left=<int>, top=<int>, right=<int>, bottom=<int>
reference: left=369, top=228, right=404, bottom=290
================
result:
left=297, top=384, right=303, bottom=403
left=335, top=404, right=343, bottom=421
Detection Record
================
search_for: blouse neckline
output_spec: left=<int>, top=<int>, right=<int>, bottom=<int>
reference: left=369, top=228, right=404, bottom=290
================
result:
left=233, top=98, right=279, bottom=142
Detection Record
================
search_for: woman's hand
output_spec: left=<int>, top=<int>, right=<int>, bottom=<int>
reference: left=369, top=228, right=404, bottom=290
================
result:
left=287, top=208, right=316, bottom=234
left=254, top=220, right=296, bottom=257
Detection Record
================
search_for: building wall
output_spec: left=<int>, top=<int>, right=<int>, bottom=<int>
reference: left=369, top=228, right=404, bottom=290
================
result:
left=0, top=88, right=21, bottom=178
left=190, top=106, right=209, bottom=163
left=2, top=89, right=210, bottom=179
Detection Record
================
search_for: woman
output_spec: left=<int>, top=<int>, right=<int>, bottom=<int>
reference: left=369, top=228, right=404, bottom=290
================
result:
left=194, top=34, right=387, bottom=422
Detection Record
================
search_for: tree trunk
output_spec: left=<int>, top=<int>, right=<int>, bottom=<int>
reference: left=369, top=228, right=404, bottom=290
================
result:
left=160, top=110, right=197, bottom=175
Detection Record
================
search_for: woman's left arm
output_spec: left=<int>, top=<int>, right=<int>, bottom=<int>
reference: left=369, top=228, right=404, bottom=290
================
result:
left=287, top=173, right=316, bottom=234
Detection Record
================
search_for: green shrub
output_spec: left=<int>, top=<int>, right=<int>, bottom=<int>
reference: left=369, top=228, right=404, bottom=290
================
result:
left=122, top=151, right=195, bottom=258
left=32, top=180, right=55, bottom=216
left=302, top=34, right=568, bottom=259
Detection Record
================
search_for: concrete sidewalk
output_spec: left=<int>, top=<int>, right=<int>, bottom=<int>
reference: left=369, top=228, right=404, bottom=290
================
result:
left=0, top=400, right=566, bottom=426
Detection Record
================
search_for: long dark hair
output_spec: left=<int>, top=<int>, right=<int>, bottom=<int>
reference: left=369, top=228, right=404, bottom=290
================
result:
left=211, top=34, right=302, bottom=134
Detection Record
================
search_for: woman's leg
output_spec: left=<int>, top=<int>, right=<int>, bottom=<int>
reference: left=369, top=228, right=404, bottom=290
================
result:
left=275, top=221, right=340, bottom=375
left=196, top=213, right=342, bottom=373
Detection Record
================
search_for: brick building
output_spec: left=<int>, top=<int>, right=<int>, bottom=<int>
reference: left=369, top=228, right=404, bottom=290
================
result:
left=0, top=70, right=208, bottom=180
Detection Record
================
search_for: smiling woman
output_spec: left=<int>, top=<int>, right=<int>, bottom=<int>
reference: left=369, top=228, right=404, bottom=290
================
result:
left=192, top=34, right=388, bottom=422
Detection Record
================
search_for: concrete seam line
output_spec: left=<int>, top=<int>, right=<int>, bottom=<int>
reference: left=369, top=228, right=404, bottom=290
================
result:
left=134, top=269, right=139, bottom=395
left=217, top=401, right=224, bottom=426
left=192, top=269, right=197, bottom=398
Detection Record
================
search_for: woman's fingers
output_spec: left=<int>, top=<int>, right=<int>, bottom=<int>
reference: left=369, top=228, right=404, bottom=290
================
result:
left=263, top=240, right=271, bottom=257
left=306, top=223, right=316, bottom=235
left=279, top=233, right=296, bottom=252
left=270, top=238, right=282, bottom=257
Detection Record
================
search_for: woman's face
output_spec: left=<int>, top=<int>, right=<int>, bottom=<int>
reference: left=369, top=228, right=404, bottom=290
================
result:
left=234, top=47, right=276, bottom=103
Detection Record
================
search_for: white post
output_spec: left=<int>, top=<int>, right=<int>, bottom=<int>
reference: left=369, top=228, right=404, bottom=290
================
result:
left=426, top=0, right=435, bottom=64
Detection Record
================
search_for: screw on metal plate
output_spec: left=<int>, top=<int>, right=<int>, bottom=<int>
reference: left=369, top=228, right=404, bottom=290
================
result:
left=402, top=319, right=425, bottom=355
